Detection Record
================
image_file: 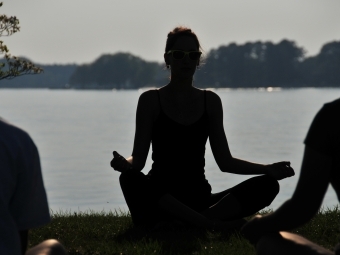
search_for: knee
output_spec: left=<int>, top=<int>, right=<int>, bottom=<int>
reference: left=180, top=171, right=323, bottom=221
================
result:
left=257, top=175, right=280, bottom=206
left=119, top=173, right=131, bottom=191
left=264, top=175, right=280, bottom=198
left=119, top=172, right=129, bottom=185
left=26, top=239, right=67, bottom=255
left=44, top=239, right=67, bottom=255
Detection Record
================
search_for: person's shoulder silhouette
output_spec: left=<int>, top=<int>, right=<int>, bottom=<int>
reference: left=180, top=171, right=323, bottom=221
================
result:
left=0, top=117, right=50, bottom=255
left=304, top=98, right=340, bottom=158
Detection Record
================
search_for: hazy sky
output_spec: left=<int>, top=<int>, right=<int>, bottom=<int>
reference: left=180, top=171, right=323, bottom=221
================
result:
left=2, top=0, right=340, bottom=65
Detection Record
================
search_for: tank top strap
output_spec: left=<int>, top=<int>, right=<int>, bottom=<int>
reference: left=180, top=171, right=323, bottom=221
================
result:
left=156, top=89, right=162, bottom=111
left=204, top=90, right=207, bottom=112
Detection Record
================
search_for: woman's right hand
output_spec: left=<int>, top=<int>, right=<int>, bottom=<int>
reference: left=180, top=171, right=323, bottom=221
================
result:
left=110, top=151, right=133, bottom=173
left=265, top=161, right=295, bottom=180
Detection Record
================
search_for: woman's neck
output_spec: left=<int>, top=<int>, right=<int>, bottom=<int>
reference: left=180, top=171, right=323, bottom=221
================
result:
left=168, top=77, right=194, bottom=92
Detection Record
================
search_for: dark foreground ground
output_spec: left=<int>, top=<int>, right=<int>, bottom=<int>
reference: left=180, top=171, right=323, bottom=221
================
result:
left=29, top=207, right=340, bottom=255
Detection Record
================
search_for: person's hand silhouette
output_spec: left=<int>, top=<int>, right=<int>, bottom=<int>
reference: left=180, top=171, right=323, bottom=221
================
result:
left=110, top=151, right=133, bottom=173
left=266, top=162, right=295, bottom=180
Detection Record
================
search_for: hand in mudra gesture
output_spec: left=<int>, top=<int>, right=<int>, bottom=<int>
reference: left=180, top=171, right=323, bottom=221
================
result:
left=110, top=151, right=133, bottom=173
left=266, top=161, right=295, bottom=180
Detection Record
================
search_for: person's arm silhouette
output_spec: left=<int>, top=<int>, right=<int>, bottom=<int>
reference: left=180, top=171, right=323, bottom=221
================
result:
left=206, top=90, right=294, bottom=179
left=241, top=99, right=340, bottom=255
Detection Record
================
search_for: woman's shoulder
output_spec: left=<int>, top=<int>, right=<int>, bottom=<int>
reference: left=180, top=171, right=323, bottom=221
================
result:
left=139, top=89, right=158, bottom=101
left=137, top=89, right=160, bottom=110
left=192, top=88, right=220, bottom=101
left=204, top=89, right=222, bottom=108
left=205, top=89, right=220, bottom=99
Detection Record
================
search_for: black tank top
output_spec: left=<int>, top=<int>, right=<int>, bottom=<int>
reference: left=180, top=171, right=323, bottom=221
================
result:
left=148, top=90, right=212, bottom=198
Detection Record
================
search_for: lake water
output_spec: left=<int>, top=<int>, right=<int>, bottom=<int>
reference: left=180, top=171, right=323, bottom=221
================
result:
left=0, top=88, right=339, bottom=213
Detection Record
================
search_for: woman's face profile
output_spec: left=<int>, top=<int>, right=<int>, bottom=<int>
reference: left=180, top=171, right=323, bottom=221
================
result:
left=166, top=36, right=200, bottom=80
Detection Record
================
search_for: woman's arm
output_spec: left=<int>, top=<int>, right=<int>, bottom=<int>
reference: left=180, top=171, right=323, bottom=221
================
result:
left=242, top=146, right=332, bottom=242
left=130, top=90, right=159, bottom=171
left=207, top=91, right=294, bottom=178
left=111, top=91, right=157, bottom=172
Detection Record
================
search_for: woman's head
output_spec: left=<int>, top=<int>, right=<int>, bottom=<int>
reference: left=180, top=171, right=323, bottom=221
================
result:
left=164, top=27, right=202, bottom=79
left=165, top=26, right=202, bottom=54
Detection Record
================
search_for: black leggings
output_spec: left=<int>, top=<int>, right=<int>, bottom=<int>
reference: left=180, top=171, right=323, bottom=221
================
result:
left=119, top=172, right=279, bottom=226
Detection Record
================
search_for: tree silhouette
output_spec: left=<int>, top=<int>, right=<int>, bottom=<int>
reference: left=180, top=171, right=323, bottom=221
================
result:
left=69, top=52, right=166, bottom=89
left=195, top=40, right=305, bottom=88
left=0, top=2, right=42, bottom=80
left=314, top=41, right=340, bottom=86
left=263, top=40, right=304, bottom=86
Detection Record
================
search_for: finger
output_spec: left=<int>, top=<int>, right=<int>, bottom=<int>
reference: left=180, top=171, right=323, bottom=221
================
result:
left=278, top=161, right=290, bottom=168
left=113, top=155, right=128, bottom=166
left=282, top=168, right=291, bottom=178
left=280, top=162, right=290, bottom=168
left=285, top=166, right=294, bottom=175
left=113, top=151, right=125, bottom=160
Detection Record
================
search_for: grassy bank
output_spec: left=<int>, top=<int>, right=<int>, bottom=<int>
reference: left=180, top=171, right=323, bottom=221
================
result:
left=28, top=207, right=340, bottom=255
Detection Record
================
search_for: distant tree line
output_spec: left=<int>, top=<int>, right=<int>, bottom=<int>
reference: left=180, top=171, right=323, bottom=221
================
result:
left=195, top=40, right=340, bottom=88
left=0, top=62, right=76, bottom=88
left=69, top=53, right=167, bottom=89
left=1, top=40, right=339, bottom=89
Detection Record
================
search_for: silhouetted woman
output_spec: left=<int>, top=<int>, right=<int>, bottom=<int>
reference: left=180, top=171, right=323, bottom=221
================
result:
left=242, top=98, right=340, bottom=255
left=111, top=27, right=294, bottom=229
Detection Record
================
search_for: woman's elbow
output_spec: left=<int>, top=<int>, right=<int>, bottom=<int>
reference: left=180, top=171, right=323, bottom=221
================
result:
left=216, top=157, right=233, bottom=173
left=217, top=163, right=229, bottom=173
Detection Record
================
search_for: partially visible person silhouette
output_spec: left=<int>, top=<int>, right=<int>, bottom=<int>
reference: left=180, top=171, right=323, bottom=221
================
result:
left=0, top=117, right=67, bottom=255
left=242, top=98, right=340, bottom=255
left=110, top=26, right=294, bottom=230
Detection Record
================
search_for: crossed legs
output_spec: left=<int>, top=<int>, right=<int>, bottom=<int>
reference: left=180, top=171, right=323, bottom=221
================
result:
left=202, top=175, right=280, bottom=221
left=120, top=173, right=279, bottom=226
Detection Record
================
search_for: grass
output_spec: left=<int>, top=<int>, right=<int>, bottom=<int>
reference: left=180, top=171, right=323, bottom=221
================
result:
left=28, top=206, right=340, bottom=255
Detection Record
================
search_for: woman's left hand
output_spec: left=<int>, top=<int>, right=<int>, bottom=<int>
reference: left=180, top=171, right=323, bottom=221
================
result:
left=265, top=161, right=295, bottom=180
left=110, top=151, right=133, bottom=173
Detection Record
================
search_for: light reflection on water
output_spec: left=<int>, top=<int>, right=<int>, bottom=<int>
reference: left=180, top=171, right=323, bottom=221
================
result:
left=0, top=88, right=338, bottom=213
